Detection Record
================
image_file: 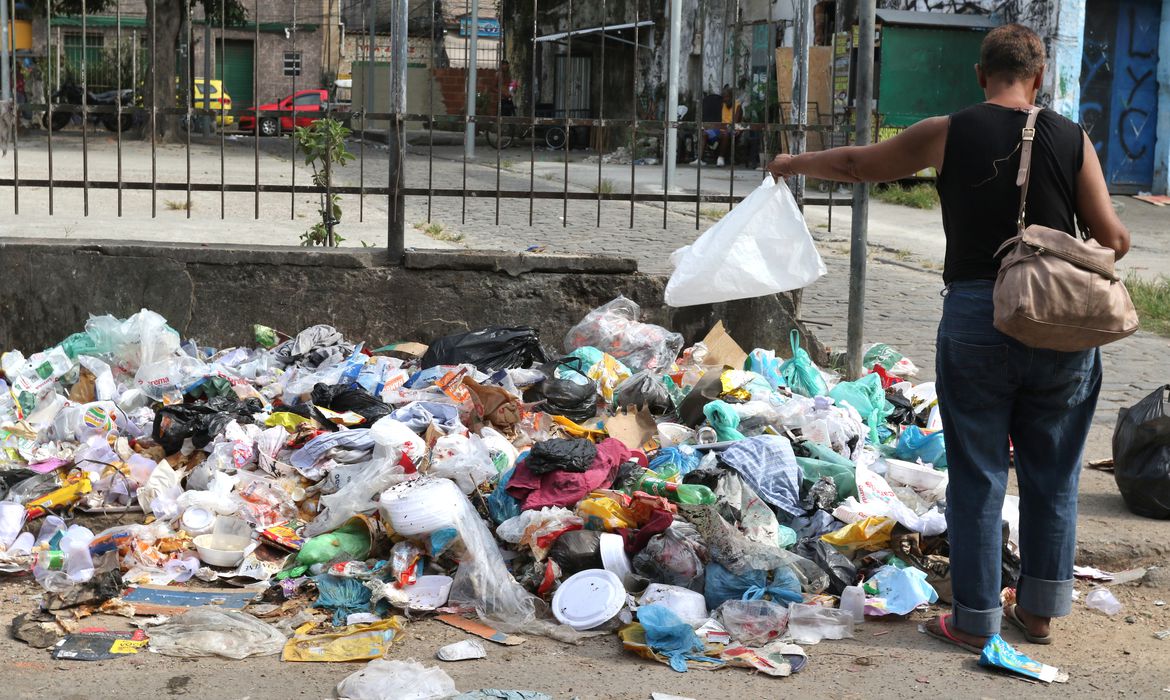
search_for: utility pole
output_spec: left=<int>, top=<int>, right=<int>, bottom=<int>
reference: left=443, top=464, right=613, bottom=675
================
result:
left=846, top=0, right=876, bottom=379
left=464, top=0, right=479, bottom=159
left=662, top=0, right=682, bottom=193
left=791, top=0, right=811, bottom=207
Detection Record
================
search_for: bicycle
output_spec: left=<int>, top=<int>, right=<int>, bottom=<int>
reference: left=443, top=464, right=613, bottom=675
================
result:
left=483, top=91, right=566, bottom=150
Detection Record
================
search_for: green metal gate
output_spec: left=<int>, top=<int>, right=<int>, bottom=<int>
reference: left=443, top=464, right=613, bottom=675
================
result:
left=877, top=25, right=989, bottom=128
left=215, top=39, right=254, bottom=107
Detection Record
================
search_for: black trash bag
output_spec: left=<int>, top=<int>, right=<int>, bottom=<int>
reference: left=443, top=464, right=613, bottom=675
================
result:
left=547, top=530, right=604, bottom=577
left=885, top=391, right=918, bottom=426
left=152, top=397, right=264, bottom=454
left=525, top=357, right=598, bottom=424
left=800, top=475, right=839, bottom=512
left=1113, top=385, right=1170, bottom=519
left=525, top=438, right=598, bottom=475
left=794, top=538, right=857, bottom=595
left=310, top=382, right=392, bottom=424
left=612, top=371, right=673, bottom=415
left=421, top=326, right=548, bottom=372
left=1000, top=521, right=1021, bottom=589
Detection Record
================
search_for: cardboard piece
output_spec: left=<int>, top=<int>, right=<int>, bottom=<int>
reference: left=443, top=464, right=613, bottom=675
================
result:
left=1133, top=194, right=1170, bottom=206
left=436, top=614, right=526, bottom=646
left=120, top=584, right=263, bottom=615
left=603, top=407, right=658, bottom=452
left=700, top=322, right=748, bottom=369
left=375, top=341, right=429, bottom=359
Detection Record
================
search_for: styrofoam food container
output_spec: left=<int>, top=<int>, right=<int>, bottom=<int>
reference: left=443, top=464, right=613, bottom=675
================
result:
left=193, top=533, right=249, bottom=567
left=403, top=575, right=454, bottom=610
left=599, top=533, right=633, bottom=587
left=639, top=583, right=709, bottom=627
left=553, top=569, right=626, bottom=631
left=180, top=507, right=214, bottom=536
left=885, top=458, right=947, bottom=491
left=378, top=477, right=462, bottom=535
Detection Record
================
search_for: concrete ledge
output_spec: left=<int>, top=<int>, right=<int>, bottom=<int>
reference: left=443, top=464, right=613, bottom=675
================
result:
left=0, top=238, right=826, bottom=366
left=404, top=249, right=638, bottom=276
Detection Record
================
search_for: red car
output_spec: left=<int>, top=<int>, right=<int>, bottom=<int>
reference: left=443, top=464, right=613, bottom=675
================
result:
left=238, top=89, right=349, bottom=136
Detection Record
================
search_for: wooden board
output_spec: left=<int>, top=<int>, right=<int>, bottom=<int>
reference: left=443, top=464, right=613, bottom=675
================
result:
left=775, top=46, right=834, bottom=150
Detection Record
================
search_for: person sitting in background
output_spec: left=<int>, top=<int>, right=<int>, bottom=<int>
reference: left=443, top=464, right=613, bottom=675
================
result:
left=694, top=86, right=742, bottom=167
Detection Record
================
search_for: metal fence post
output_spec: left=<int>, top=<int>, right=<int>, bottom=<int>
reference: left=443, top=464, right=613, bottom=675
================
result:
left=387, top=0, right=407, bottom=262
left=0, top=0, right=10, bottom=102
left=791, top=0, right=811, bottom=207
left=662, top=0, right=681, bottom=194
left=847, top=0, right=876, bottom=379
left=464, top=0, right=479, bottom=160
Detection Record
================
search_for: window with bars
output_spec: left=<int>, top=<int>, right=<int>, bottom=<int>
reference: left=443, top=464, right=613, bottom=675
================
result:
left=283, top=51, right=302, bottom=76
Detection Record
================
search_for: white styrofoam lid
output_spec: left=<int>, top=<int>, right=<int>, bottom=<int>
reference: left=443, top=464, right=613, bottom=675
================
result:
left=552, top=568, right=625, bottom=631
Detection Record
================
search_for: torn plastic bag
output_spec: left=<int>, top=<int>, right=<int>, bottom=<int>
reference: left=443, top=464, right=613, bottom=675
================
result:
left=151, top=397, right=264, bottom=454
left=422, top=327, right=548, bottom=372
left=429, top=434, right=498, bottom=495
left=335, top=658, right=457, bottom=700
left=794, top=538, right=857, bottom=595
left=779, top=330, right=828, bottom=398
left=613, top=371, right=673, bottom=415
left=637, top=604, right=721, bottom=673
left=678, top=504, right=786, bottom=575
left=632, top=522, right=707, bottom=591
left=148, top=607, right=286, bottom=659
left=486, top=468, right=521, bottom=525
left=311, top=383, right=392, bottom=425
left=717, top=598, right=789, bottom=646
left=1113, top=385, right=1170, bottom=519
left=305, top=458, right=408, bottom=537
left=526, top=358, right=599, bottom=424
left=314, top=573, right=373, bottom=626
left=785, top=603, right=854, bottom=644
left=564, top=296, right=683, bottom=372
left=892, top=425, right=948, bottom=469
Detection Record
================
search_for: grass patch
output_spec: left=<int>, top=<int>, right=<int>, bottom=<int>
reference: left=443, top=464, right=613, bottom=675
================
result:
left=699, top=206, right=727, bottom=220
left=1127, top=274, right=1170, bottom=337
left=591, top=179, right=616, bottom=195
left=163, top=199, right=191, bottom=211
left=873, top=183, right=938, bottom=209
left=500, top=159, right=515, bottom=170
left=413, top=220, right=464, bottom=243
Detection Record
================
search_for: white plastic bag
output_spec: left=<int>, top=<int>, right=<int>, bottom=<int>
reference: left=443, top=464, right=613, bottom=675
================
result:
left=335, top=658, right=457, bottom=700
left=665, top=177, right=827, bottom=307
left=147, top=607, right=286, bottom=659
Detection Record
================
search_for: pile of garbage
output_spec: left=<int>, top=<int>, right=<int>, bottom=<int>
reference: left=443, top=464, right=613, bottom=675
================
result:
left=0, top=297, right=1036, bottom=692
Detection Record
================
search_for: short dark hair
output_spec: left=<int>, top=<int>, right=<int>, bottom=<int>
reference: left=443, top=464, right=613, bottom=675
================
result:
left=980, top=24, right=1046, bottom=81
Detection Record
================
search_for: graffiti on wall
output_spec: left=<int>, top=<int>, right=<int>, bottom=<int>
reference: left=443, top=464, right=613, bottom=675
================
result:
left=1079, top=0, right=1160, bottom=189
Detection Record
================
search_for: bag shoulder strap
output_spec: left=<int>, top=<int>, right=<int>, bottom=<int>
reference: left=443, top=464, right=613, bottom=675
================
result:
left=1015, top=107, right=1041, bottom=233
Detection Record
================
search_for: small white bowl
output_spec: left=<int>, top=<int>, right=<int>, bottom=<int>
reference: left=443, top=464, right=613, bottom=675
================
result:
left=193, top=533, right=249, bottom=568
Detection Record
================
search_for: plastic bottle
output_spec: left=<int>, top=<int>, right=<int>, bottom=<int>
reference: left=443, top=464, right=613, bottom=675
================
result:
left=633, top=471, right=716, bottom=505
left=33, top=549, right=74, bottom=593
left=1085, top=588, right=1122, bottom=616
left=840, top=585, right=866, bottom=624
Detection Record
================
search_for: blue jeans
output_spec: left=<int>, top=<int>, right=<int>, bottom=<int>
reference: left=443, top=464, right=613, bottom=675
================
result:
left=936, top=280, right=1101, bottom=637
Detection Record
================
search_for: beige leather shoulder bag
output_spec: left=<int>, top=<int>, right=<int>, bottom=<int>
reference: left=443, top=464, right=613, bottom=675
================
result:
left=992, top=107, right=1139, bottom=351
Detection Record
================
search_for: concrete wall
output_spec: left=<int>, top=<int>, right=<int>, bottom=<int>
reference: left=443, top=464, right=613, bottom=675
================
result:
left=0, top=241, right=826, bottom=365
left=1157, top=0, right=1170, bottom=194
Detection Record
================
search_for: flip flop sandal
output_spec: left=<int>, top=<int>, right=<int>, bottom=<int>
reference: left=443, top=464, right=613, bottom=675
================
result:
left=922, top=613, right=985, bottom=654
left=1003, top=603, right=1053, bottom=645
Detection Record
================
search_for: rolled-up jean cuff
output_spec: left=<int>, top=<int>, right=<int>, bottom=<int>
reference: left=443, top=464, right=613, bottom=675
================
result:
left=1017, top=574, right=1074, bottom=618
left=953, top=601, right=1002, bottom=637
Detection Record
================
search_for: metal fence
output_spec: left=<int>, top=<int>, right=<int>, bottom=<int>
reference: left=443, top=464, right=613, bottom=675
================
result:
left=0, top=0, right=853, bottom=259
